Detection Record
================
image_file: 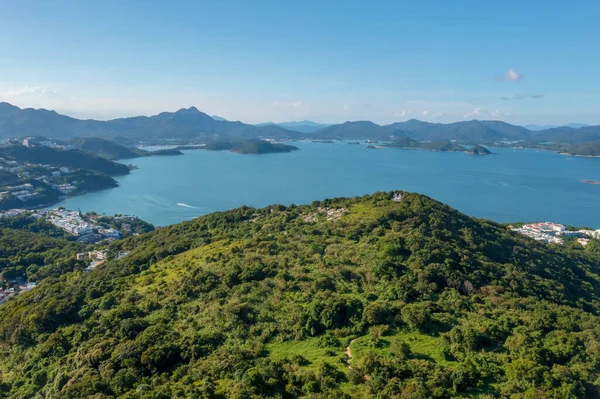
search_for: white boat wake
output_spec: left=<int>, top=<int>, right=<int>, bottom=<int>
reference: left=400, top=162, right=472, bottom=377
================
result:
left=177, top=202, right=197, bottom=209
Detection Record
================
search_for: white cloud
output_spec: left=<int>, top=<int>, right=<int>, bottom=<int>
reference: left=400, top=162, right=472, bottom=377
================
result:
left=395, top=109, right=412, bottom=118
left=463, top=107, right=502, bottom=120
left=504, top=69, right=523, bottom=82
left=0, top=85, right=64, bottom=100
left=422, top=110, right=429, bottom=116
left=531, top=94, right=545, bottom=99
left=273, top=101, right=302, bottom=108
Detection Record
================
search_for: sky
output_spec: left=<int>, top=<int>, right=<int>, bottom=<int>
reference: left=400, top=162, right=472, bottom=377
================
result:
left=1, top=0, right=599, bottom=125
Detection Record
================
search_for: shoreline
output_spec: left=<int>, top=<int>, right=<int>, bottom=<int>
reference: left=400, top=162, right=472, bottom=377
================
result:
left=559, top=152, right=600, bottom=159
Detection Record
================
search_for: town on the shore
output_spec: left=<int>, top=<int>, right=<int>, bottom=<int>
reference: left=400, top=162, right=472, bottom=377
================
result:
left=1, top=138, right=80, bottom=195
left=0, top=207, right=147, bottom=304
left=511, top=222, right=600, bottom=246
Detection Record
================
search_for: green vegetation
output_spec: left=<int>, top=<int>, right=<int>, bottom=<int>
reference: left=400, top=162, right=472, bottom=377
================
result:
left=72, top=137, right=183, bottom=160
left=204, top=138, right=299, bottom=154
left=0, top=171, right=119, bottom=211
left=562, top=140, right=600, bottom=157
left=3, top=101, right=600, bottom=145
left=1, top=192, right=600, bottom=398
left=0, top=144, right=130, bottom=175
left=91, top=213, right=155, bottom=235
left=466, top=145, right=493, bottom=155
left=0, top=143, right=128, bottom=209
left=0, top=214, right=72, bottom=239
left=387, top=138, right=491, bottom=154
left=0, top=179, right=62, bottom=210
left=0, top=229, right=83, bottom=282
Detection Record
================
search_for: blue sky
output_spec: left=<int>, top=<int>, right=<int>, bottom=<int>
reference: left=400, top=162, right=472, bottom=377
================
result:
left=1, top=0, right=599, bottom=125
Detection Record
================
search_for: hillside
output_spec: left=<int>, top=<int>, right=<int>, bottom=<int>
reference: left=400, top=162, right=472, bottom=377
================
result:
left=531, top=126, right=600, bottom=144
left=311, top=121, right=400, bottom=140
left=0, top=228, right=83, bottom=282
left=561, top=140, right=600, bottom=156
left=72, top=137, right=183, bottom=160
left=71, top=137, right=141, bottom=160
left=0, top=103, right=301, bottom=143
left=1, top=192, right=600, bottom=398
left=0, top=144, right=130, bottom=175
left=386, top=120, right=530, bottom=144
left=257, top=120, right=330, bottom=133
left=3, top=102, right=600, bottom=146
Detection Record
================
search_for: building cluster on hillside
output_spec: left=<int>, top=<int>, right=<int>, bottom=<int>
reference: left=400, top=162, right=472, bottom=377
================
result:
left=78, top=249, right=109, bottom=271
left=22, top=137, right=75, bottom=150
left=0, top=152, right=80, bottom=201
left=0, top=207, right=122, bottom=243
left=2, top=182, right=40, bottom=202
left=511, top=222, right=600, bottom=246
left=77, top=249, right=131, bottom=272
left=41, top=208, right=120, bottom=243
left=0, top=282, right=37, bottom=305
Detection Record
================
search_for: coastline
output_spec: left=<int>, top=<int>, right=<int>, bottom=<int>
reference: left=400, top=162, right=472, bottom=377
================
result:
left=559, top=152, right=600, bottom=159
left=38, top=184, right=121, bottom=211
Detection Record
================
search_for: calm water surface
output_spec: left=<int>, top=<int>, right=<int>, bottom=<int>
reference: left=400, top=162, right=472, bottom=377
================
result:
left=57, top=142, right=600, bottom=227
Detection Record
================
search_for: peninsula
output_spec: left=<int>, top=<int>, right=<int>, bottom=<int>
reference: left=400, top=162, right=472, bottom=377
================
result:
left=203, top=138, right=299, bottom=154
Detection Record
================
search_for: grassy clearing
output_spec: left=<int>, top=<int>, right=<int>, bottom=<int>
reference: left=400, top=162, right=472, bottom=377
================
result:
left=350, top=330, right=454, bottom=367
left=265, top=337, right=348, bottom=372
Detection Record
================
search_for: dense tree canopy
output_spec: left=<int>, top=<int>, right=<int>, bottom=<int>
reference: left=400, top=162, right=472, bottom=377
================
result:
left=1, top=192, right=599, bottom=398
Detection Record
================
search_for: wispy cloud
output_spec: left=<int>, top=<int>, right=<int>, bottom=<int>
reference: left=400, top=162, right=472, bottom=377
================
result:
left=463, top=107, right=502, bottom=120
left=273, top=101, right=302, bottom=108
left=504, top=68, right=523, bottom=82
left=0, top=85, right=62, bottom=99
left=395, top=109, right=412, bottom=118
left=501, top=93, right=544, bottom=101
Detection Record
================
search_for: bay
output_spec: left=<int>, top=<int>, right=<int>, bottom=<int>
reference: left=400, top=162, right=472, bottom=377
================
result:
left=57, top=142, right=600, bottom=227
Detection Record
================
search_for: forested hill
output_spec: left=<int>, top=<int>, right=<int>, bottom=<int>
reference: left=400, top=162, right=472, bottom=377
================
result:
left=0, top=144, right=130, bottom=175
left=2, top=192, right=600, bottom=398
left=71, top=137, right=183, bottom=160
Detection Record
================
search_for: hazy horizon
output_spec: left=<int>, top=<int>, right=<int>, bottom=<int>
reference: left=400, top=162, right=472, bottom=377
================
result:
left=1, top=1, right=599, bottom=125
left=1, top=101, right=593, bottom=128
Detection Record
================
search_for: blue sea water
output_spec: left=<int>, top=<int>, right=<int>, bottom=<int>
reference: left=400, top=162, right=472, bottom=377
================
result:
left=57, top=142, right=600, bottom=227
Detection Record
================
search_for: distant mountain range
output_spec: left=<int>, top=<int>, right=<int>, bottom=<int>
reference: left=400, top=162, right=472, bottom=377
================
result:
left=1, top=102, right=600, bottom=145
left=524, top=123, right=588, bottom=131
left=0, top=103, right=301, bottom=145
left=256, top=120, right=330, bottom=133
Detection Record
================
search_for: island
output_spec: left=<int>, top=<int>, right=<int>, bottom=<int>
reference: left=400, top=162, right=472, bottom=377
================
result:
left=203, top=138, right=299, bottom=154
left=385, top=137, right=492, bottom=155
left=582, top=180, right=600, bottom=185
left=466, top=145, right=493, bottom=155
